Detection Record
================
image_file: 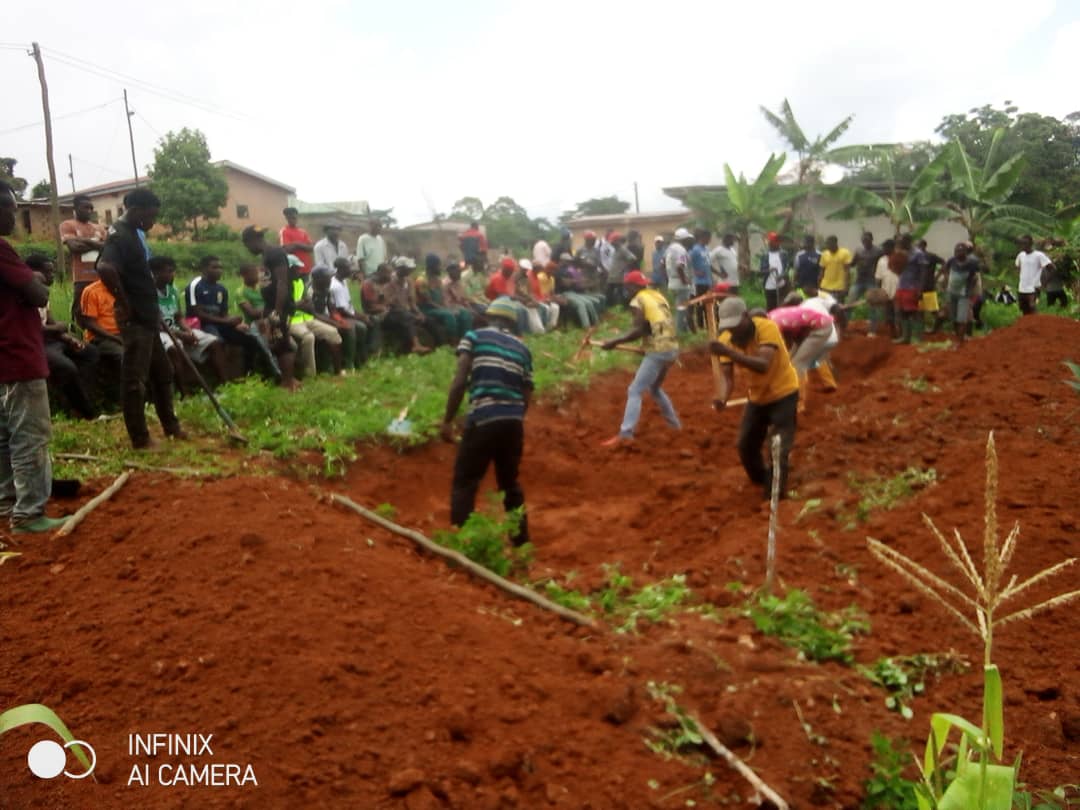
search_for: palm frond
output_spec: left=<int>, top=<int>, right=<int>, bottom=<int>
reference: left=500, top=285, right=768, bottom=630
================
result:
left=982, top=152, right=1026, bottom=202
left=817, top=114, right=855, bottom=151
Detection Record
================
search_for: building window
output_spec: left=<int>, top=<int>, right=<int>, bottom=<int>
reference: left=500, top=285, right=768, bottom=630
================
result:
left=104, top=209, right=113, bottom=225
left=236, top=204, right=249, bottom=219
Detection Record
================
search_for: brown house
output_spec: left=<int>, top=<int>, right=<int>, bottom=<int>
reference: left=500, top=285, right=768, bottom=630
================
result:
left=55, top=160, right=295, bottom=236
left=14, top=200, right=75, bottom=240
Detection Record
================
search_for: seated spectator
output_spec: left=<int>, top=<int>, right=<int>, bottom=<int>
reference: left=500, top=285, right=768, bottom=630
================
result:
left=418, top=254, right=470, bottom=343
left=553, top=253, right=600, bottom=327
left=290, top=267, right=344, bottom=376
left=28, top=254, right=99, bottom=419
left=185, top=255, right=270, bottom=377
left=301, top=265, right=347, bottom=374
left=150, top=256, right=228, bottom=386
left=514, top=259, right=548, bottom=334
left=329, top=258, right=372, bottom=369
left=234, top=262, right=284, bottom=381
left=526, top=259, right=562, bottom=330
left=485, top=257, right=530, bottom=334
left=459, top=259, right=490, bottom=305
left=444, top=259, right=488, bottom=324
left=381, top=257, right=433, bottom=355
left=78, top=276, right=123, bottom=408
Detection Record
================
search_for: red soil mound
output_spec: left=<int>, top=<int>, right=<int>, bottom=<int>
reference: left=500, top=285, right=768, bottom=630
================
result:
left=2, top=315, right=1078, bottom=808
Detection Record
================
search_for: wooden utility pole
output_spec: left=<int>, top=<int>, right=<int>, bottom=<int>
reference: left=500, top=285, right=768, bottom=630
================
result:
left=123, top=89, right=139, bottom=186
left=30, top=42, right=66, bottom=279
left=68, top=153, right=75, bottom=193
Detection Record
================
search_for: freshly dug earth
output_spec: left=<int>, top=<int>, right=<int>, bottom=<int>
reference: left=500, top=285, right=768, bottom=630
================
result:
left=2, top=315, right=1079, bottom=808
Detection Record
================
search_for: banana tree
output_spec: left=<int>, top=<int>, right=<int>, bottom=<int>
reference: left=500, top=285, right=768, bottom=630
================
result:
left=823, top=144, right=953, bottom=237
left=939, top=129, right=1050, bottom=268
left=686, top=153, right=806, bottom=281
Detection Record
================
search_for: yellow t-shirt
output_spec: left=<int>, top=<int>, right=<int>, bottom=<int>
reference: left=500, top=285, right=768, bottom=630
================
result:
left=819, top=248, right=853, bottom=290
left=291, top=277, right=312, bottom=323
left=717, top=316, right=799, bottom=404
left=630, top=288, right=678, bottom=353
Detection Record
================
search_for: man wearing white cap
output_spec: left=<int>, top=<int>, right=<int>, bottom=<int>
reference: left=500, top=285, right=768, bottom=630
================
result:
left=710, top=296, right=800, bottom=499
left=665, top=228, right=696, bottom=334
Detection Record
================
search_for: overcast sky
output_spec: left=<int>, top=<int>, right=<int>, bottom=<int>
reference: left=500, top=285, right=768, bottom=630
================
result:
left=4, top=0, right=1077, bottom=226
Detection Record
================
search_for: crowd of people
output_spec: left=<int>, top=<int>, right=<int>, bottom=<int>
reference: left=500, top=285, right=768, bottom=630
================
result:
left=0, top=176, right=1067, bottom=535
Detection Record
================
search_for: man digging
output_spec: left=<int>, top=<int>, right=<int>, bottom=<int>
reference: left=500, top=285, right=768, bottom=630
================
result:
left=599, top=271, right=681, bottom=446
left=710, top=297, right=800, bottom=499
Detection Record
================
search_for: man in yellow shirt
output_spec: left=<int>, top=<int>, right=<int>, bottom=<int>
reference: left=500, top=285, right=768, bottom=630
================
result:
left=600, top=271, right=681, bottom=445
left=710, top=296, right=800, bottom=498
left=818, top=235, right=853, bottom=302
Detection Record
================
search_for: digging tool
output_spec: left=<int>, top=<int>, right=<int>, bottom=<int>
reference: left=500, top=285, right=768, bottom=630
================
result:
left=588, top=340, right=645, bottom=356
left=702, top=294, right=726, bottom=401
left=387, top=394, right=417, bottom=437
left=164, top=326, right=247, bottom=445
left=572, top=325, right=598, bottom=362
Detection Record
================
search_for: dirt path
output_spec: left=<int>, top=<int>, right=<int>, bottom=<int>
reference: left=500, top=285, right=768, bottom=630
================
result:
left=2, top=315, right=1078, bottom=808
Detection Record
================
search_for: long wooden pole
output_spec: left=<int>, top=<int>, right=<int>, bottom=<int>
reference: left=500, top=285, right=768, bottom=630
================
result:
left=691, top=711, right=790, bottom=809
left=54, top=471, right=132, bottom=538
left=331, top=494, right=596, bottom=627
left=765, top=434, right=782, bottom=593
left=123, top=90, right=139, bottom=186
left=704, top=298, right=724, bottom=400
left=30, top=43, right=65, bottom=282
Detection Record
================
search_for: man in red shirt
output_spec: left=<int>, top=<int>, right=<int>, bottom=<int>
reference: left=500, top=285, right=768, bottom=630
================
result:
left=0, top=180, right=70, bottom=533
left=278, top=206, right=314, bottom=276
left=459, top=221, right=489, bottom=273
left=60, top=194, right=108, bottom=319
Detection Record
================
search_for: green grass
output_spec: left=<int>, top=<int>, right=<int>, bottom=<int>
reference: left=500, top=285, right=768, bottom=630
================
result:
left=51, top=309, right=650, bottom=477
left=848, top=467, right=937, bottom=522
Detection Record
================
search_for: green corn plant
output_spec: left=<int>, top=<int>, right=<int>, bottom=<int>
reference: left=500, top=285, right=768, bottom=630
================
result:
left=867, top=433, right=1080, bottom=810
left=0, top=703, right=93, bottom=774
left=1064, top=361, right=1080, bottom=394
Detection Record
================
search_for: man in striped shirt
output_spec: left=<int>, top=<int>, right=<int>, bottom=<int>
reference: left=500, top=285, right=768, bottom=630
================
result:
left=441, top=298, right=533, bottom=546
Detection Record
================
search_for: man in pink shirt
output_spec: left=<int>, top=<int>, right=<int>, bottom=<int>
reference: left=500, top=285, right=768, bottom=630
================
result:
left=768, top=302, right=835, bottom=388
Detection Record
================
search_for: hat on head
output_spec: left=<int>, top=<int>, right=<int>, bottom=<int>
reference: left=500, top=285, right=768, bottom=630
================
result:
left=654, top=234, right=665, bottom=243
left=715, top=296, right=748, bottom=331
left=583, top=230, right=597, bottom=240
left=485, top=298, right=519, bottom=323
left=766, top=231, right=780, bottom=244
left=674, top=227, right=693, bottom=241
left=712, top=282, right=732, bottom=295
left=500, top=256, right=517, bottom=271
left=609, top=231, right=624, bottom=243
left=518, top=258, right=533, bottom=271
left=392, top=256, right=416, bottom=270
left=623, top=270, right=649, bottom=288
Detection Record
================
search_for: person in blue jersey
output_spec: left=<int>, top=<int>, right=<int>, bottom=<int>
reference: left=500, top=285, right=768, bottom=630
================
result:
left=440, top=298, right=533, bottom=547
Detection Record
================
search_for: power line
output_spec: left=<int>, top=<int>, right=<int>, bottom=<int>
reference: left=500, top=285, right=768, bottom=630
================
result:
left=42, top=47, right=246, bottom=121
left=0, top=97, right=122, bottom=136
left=134, top=110, right=164, bottom=139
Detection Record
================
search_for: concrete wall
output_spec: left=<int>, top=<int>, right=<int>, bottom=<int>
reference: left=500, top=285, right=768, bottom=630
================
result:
left=220, top=167, right=291, bottom=231
left=14, top=203, right=75, bottom=240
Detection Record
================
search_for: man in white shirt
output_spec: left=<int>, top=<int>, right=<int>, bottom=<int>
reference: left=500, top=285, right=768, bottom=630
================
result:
left=665, top=228, right=696, bottom=334
left=356, top=219, right=387, bottom=277
left=709, top=232, right=740, bottom=292
left=1015, top=235, right=1053, bottom=315
left=314, top=224, right=350, bottom=270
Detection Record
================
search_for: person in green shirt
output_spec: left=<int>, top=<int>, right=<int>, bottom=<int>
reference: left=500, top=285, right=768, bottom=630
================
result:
left=151, top=257, right=228, bottom=385
left=234, top=263, right=283, bottom=380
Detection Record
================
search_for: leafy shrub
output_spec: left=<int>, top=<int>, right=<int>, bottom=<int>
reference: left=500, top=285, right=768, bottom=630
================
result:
left=746, top=589, right=868, bottom=663
left=862, top=732, right=920, bottom=810
left=432, top=503, right=528, bottom=577
left=860, top=653, right=969, bottom=720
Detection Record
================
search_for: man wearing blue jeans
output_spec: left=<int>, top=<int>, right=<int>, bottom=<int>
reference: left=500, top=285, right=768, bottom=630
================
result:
left=600, top=271, right=681, bottom=446
left=0, top=180, right=69, bottom=533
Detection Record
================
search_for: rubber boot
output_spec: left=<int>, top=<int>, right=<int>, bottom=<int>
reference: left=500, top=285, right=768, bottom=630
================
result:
left=892, top=318, right=911, bottom=345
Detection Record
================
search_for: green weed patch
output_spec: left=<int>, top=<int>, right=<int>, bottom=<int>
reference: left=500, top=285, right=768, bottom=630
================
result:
left=746, top=589, right=869, bottom=663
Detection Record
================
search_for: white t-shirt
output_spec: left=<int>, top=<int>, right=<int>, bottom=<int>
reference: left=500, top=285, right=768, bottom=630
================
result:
left=1015, top=250, right=1051, bottom=294
left=532, top=240, right=552, bottom=267
left=764, top=251, right=784, bottom=290
left=803, top=292, right=839, bottom=348
left=356, top=233, right=387, bottom=276
left=329, top=276, right=355, bottom=316
left=710, top=244, right=739, bottom=285
left=875, top=255, right=898, bottom=299
left=664, top=243, right=690, bottom=291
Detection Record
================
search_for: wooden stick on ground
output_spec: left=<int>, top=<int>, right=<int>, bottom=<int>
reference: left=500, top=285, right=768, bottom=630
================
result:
left=690, top=710, right=790, bottom=810
left=55, top=452, right=99, bottom=461
left=765, top=433, right=782, bottom=594
left=54, top=470, right=132, bottom=538
left=331, top=494, right=596, bottom=628
left=124, top=461, right=207, bottom=476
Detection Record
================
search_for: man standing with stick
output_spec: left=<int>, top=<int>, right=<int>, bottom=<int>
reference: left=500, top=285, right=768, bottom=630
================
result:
left=600, top=271, right=681, bottom=446
left=441, top=299, right=533, bottom=547
left=710, top=297, right=800, bottom=499
left=97, top=188, right=185, bottom=449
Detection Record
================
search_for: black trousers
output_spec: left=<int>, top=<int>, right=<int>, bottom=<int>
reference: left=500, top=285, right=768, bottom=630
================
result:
left=737, top=391, right=798, bottom=499
left=450, top=419, right=528, bottom=545
left=121, top=321, right=181, bottom=447
left=765, top=289, right=781, bottom=311
left=45, top=341, right=99, bottom=419
left=1047, top=290, right=1068, bottom=308
left=694, top=283, right=710, bottom=327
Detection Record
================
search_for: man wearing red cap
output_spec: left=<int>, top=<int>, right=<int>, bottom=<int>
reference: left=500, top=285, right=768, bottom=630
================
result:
left=599, top=271, right=681, bottom=445
left=759, top=232, right=791, bottom=311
